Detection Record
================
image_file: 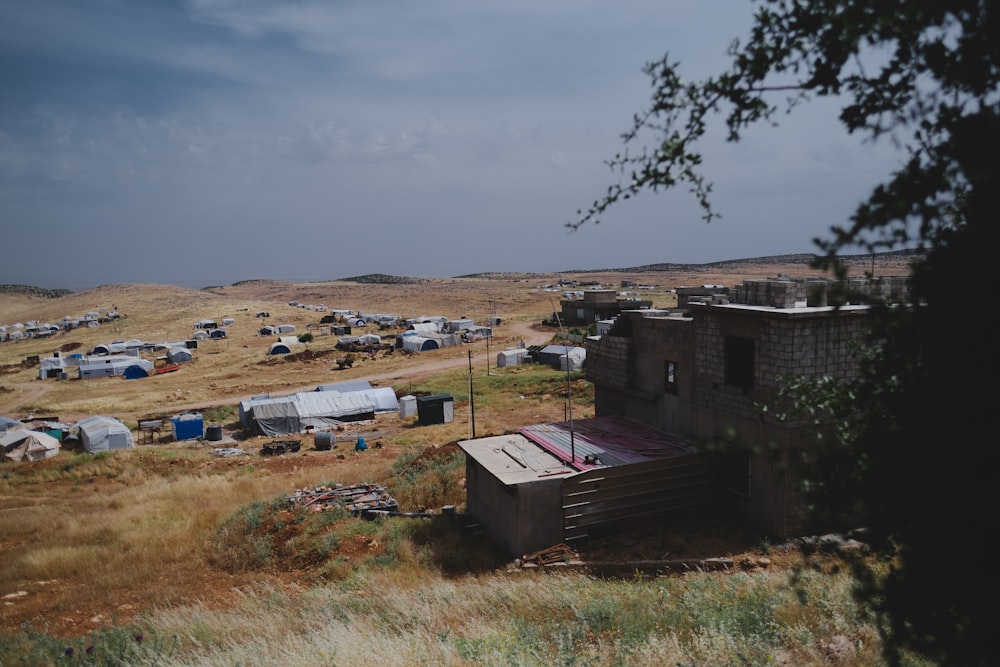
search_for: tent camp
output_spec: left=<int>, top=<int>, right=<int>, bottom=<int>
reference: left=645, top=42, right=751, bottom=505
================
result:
left=1, top=429, right=61, bottom=462
left=76, top=416, right=134, bottom=453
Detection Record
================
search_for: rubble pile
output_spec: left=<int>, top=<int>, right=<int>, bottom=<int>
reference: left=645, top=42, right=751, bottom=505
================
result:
left=287, top=483, right=399, bottom=513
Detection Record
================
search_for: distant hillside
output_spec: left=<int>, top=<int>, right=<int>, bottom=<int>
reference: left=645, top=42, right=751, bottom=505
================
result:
left=576, top=249, right=923, bottom=273
left=338, top=274, right=426, bottom=285
left=0, top=284, right=73, bottom=299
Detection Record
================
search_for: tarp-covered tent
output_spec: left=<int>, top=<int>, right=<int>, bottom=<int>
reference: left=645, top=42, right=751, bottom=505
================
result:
left=1, top=429, right=61, bottom=462
left=247, top=392, right=375, bottom=436
left=209, top=327, right=227, bottom=338
left=268, top=342, right=292, bottom=355
left=276, top=324, right=296, bottom=334
left=167, top=346, right=193, bottom=363
left=123, top=364, right=150, bottom=380
left=316, top=380, right=399, bottom=413
left=406, top=322, right=441, bottom=334
left=0, top=415, right=23, bottom=432
left=559, top=347, right=587, bottom=371
left=539, top=345, right=581, bottom=368
left=78, top=356, right=153, bottom=379
left=258, top=326, right=276, bottom=336
left=497, top=348, right=530, bottom=368
left=77, top=416, right=134, bottom=453
left=38, top=355, right=67, bottom=379
left=358, top=333, right=381, bottom=346
left=402, top=335, right=440, bottom=352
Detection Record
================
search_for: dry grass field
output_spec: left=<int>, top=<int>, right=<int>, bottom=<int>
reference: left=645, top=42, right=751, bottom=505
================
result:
left=0, top=258, right=913, bottom=664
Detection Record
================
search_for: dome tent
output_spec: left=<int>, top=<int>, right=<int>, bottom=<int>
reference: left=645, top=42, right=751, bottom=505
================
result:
left=76, top=416, right=134, bottom=453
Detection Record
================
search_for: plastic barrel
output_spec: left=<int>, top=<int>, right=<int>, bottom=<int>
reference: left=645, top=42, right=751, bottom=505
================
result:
left=205, top=424, right=223, bottom=441
left=314, top=431, right=335, bottom=451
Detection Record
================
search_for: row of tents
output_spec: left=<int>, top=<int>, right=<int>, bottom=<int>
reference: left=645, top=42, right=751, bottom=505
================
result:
left=1, top=415, right=134, bottom=462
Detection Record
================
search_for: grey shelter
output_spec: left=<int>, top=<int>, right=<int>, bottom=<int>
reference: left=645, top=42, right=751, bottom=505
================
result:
left=77, top=416, right=134, bottom=453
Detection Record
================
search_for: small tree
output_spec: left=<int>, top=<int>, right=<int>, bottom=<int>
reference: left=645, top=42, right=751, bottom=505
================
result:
left=298, top=332, right=314, bottom=344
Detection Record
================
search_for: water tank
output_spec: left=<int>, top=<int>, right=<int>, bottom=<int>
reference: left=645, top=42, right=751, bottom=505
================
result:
left=314, top=431, right=336, bottom=451
left=205, top=424, right=223, bottom=441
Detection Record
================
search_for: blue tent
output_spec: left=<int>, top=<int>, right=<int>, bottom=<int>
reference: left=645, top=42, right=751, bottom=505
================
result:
left=0, top=416, right=23, bottom=433
left=123, top=364, right=150, bottom=380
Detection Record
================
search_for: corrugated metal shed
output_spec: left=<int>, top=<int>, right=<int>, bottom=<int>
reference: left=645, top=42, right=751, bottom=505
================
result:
left=518, top=416, right=697, bottom=471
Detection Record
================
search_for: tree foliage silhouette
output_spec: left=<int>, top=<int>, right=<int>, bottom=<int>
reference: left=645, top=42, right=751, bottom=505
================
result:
left=574, top=2, right=997, bottom=665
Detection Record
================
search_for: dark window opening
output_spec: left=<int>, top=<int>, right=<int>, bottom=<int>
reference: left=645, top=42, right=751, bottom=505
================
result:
left=724, top=336, right=755, bottom=392
left=664, top=360, right=678, bottom=394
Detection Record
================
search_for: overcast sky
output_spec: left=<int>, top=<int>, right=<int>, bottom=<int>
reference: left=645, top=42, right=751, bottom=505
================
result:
left=0, top=1, right=901, bottom=291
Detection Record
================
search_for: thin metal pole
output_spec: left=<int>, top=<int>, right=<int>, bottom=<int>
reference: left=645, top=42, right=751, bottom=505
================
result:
left=468, top=350, right=475, bottom=438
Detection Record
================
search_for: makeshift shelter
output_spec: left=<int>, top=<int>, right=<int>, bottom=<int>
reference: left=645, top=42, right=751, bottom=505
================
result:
left=407, top=322, right=441, bottom=334
left=276, top=324, right=296, bottom=334
left=417, top=394, right=454, bottom=425
left=447, top=319, right=474, bottom=332
left=538, top=344, right=582, bottom=368
left=78, top=356, right=153, bottom=379
left=76, top=416, right=134, bottom=453
left=358, top=333, right=381, bottom=346
left=402, top=335, right=439, bottom=352
left=167, top=346, right=192, bottom=363
left=246, top=392, right=375, bottom=436
left=268, top=342, right=292, bottom=355
left=2, top=429, right=61, bottom=462
left=209, top=327, right=227, bottom=339
left=559, top=347, right=587, bottom=371
left=258, top=326, right=276, bottom=336
left=123, top=364, right=150, bottom=380
left=497, top=348, right=530, bottom=368
left=399, top=395, right=418, bottom=419
left=171, top=413, right=204, bottom=440
left=38, top=355, right=67, bottom=379
left=0, top=416, right=23, bottom=433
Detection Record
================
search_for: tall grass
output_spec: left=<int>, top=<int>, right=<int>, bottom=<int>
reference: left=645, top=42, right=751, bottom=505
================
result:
left=3, top=568, right=900, bottom=666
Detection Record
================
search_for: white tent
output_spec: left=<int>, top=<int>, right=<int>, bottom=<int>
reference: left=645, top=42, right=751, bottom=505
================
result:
left=358, top=333, right=381, bottom=345
left=560, top=347, right=587, bottom=371
left=1, top=429, right=61, bottom=462
left=497, top=348, right=530, bottom=368
left=77, top=416, right=134, bottom=453
left=167, top=346, right=193, bottom=363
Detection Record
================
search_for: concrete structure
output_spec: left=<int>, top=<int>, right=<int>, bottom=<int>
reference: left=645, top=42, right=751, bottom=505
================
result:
left=558, top=289, right=653, bottom=325
left=459, top=417, right=710, bottom=557
left=459, top=433, right=568, bottom=556
left=586, top=275, right=910, bottom=538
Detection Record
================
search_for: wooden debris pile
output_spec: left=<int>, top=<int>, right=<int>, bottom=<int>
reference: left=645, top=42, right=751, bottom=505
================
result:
left=522, top=543, right=578, bottom=566
left=287, top=483, right=399, bottom=513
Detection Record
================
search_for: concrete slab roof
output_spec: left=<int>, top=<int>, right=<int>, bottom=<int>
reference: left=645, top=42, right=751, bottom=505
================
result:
left=457, top=434, right=574, bottom=484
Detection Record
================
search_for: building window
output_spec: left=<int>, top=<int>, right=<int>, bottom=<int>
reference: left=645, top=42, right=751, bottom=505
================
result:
left=664, top=360, right=678, bottom=394
left=724, top=336, right=755, bottom=392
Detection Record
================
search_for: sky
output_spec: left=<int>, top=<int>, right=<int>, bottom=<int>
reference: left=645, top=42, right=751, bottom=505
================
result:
left=0, top=1, right=902, bottom=291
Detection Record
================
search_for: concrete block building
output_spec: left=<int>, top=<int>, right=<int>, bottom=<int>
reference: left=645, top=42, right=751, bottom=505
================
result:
left=586, top=274, right=909, bottom=538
